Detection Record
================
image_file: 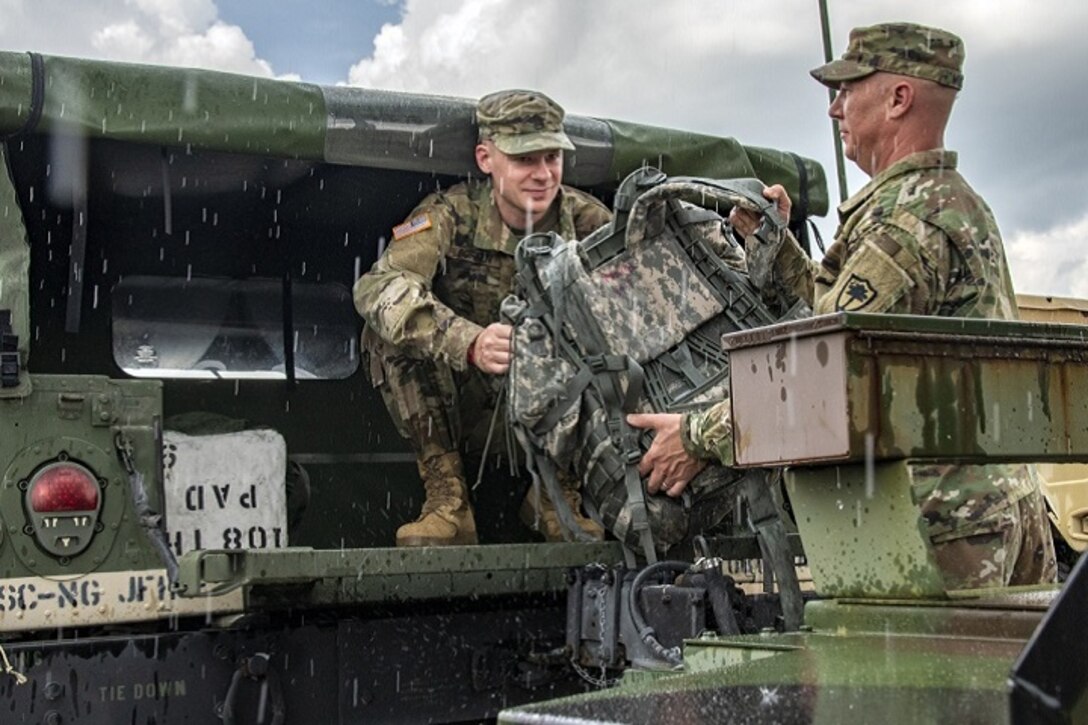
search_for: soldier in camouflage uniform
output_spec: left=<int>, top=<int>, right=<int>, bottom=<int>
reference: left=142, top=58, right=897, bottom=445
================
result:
left=354, top=90, right=612, bottom=547
left=631, top=23, right=1056, bottom=589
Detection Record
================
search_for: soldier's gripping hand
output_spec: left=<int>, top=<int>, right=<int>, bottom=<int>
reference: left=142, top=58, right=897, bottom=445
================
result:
left=729, top=184, right=791, bottom=238
left=626, top=413, right=707, bottom=497
left=470, top=323, right=513, bottom=374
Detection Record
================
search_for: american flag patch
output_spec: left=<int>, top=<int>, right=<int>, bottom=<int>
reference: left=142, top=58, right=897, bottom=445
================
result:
left=392, top=214, right=433, bottom=241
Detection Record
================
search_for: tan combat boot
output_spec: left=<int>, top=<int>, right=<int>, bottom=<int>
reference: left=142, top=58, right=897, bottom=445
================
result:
left=520, top=477, right=605, bottom=542
left=396, top=453, right=478, bottom=547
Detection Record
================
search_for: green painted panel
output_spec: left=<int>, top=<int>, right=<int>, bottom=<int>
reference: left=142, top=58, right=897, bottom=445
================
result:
left=0, top=375, right=163, bottom=577
left=803, top=597, right=1048, bottom=639
left=786, top=462, right=947, bottom=598
left=176, top=541, right=625, bottom=603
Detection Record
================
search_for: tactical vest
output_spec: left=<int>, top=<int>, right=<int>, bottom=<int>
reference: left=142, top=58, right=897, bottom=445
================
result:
left=503, top=168, right=799, bottom=561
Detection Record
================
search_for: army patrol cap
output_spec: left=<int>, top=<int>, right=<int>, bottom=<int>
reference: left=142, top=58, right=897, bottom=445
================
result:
left=476, top=89, right=575, bottom=155
left=811, top=22, right=964, bottom=90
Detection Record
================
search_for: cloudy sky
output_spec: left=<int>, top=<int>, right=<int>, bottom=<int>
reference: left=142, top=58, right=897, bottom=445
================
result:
left=0, top=0, right=1085, bottom=297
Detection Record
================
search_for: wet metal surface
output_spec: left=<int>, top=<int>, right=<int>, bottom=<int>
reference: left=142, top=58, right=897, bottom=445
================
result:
left=502, top=597, right=1041, bottom=724
left=177, top=541, right=625, bottom=604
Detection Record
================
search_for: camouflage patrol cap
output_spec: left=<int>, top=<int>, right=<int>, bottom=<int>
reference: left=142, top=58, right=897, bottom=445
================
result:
left=811, top=22, right=964, bottom=90
left=476, top=89, right=575, bottom=155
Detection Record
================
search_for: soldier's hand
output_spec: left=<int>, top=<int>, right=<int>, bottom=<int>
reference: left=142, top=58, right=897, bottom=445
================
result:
left=729, top=184, right=792, bottom=238
left=471, top=323, right=513, bottom=374
left=626, top=413, right=707, bottom=497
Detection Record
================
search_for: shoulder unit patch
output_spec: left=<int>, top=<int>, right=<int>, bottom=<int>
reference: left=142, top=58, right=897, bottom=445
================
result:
left=392, top=214, right=433, bottom=241
left=836, top=273, right=877, bottom=311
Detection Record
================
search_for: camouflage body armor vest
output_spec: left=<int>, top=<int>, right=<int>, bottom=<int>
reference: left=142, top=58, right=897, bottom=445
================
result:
left=503, top=168, right=797, bottom=561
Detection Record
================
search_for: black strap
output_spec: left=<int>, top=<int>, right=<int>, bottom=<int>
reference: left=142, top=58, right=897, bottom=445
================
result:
left=788, top=152, right=810, bottom=223
left=742, top=470, right=803, bottom=630
left=2, top=52, right=45, bottom=141
left=702, top=566, right=743, bottom=636
left=530, top=354, right=633, bottom=437
left=657, top=341, right=707, bottom=389
left=789, top=152, right=825, bottom=255
left=115, top=432, right=180, bottom=586
left=807, top=218, right=826, bottom=255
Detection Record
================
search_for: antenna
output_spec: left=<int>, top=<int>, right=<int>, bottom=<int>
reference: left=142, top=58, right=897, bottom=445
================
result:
left=818, top=0, right=848, bottom=203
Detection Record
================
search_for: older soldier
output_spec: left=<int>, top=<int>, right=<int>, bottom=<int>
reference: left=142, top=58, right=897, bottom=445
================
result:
left=631, top=22, right=1056, bottom=589
left=355, top=90, right=611, bottom=547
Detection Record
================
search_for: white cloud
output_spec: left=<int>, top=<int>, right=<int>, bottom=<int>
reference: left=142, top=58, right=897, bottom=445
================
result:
left=2, top=0, right=1084, bottom=298
left=1007, top=214, right=1088, bottom=298
left=129, top=0, right=218, bottom=35
left=346, top=0, right=813, bottom=119
left=159, top=21, right=275, bottom=77
left=0, top=0, right=286, bottom=78
left=344, top=0, right=1088, bottom=297
left=92, top=20, right=156, bottom=60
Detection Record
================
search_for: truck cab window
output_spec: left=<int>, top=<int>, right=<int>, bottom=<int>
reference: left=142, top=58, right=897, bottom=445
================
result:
left=111, top=276, right=358, bottom=380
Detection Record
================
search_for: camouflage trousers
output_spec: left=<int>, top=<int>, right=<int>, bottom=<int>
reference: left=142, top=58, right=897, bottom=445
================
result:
left=364, top=329, right=510, bottom=473
left=929, top=485, right=1057, bottom=590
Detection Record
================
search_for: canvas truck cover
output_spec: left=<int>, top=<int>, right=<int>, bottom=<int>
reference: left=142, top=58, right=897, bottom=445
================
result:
left=0, top=49, right=827, bottom=370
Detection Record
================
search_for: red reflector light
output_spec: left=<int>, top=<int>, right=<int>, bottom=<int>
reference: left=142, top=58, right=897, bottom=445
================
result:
left=29, top=464, right=100, bottom=512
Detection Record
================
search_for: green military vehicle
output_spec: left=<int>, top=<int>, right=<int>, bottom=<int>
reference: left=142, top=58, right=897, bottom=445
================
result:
left=0, top=50, right=830, bottom=723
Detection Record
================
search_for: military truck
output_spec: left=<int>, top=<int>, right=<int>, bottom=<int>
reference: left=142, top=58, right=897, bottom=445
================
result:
left=0, top=50, right=829, bottom=723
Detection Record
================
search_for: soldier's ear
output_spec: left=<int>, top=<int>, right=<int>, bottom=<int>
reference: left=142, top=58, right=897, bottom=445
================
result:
left=475, top=143, right=492, bottom=175
left=887, top=81, right=914, bottom=120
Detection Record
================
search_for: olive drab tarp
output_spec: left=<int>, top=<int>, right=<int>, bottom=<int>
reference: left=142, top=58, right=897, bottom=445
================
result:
left=0, top=50, right=827, bottom=208
left=504, top=168, right=804, bottom=562
left=0, top=52, right=327, bottom=159
left=606, top=120, right=828, bottom=221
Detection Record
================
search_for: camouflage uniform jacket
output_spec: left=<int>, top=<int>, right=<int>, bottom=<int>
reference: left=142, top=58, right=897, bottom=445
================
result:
left=762, top=149, right=1018, bottom=318
left=683, top=150, right=1035, bottom=534
left=354, top=180, right=611, bottom=371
